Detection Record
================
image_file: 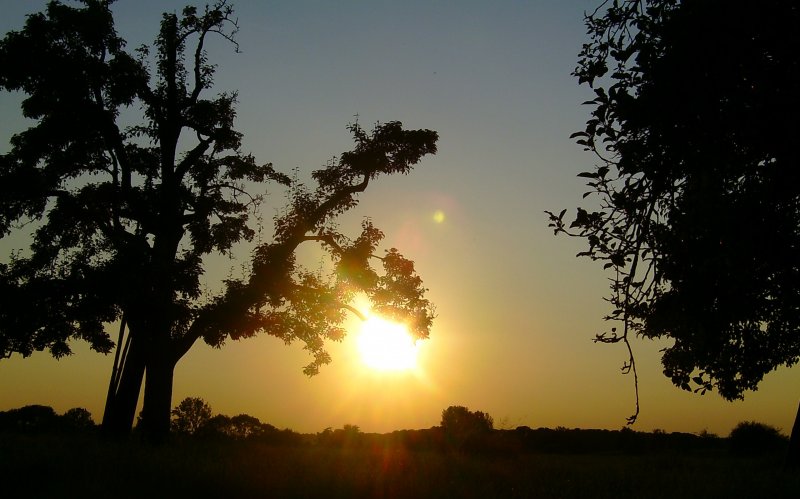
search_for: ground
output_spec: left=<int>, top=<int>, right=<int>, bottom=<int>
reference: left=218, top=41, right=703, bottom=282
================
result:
left=2, top=432, right=798, bottom=498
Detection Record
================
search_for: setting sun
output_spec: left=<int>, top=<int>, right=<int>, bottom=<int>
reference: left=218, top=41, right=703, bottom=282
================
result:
left=356, top=316, right=419, bottom=371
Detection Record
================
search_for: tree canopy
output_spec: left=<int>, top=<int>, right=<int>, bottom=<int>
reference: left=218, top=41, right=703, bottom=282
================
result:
left=547, top=0, right=799, bottom=423
left=440, top=405, right=494, bottom=451
left=171, top=397, right=212, bottom=435
left=0, top=0, right=438, bottom=440
left=0, top=405, right=95, bottom=432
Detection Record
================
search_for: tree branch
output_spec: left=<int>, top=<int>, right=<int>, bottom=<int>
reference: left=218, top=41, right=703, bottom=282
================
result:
left=300, top=234, right=345, bottom=255
left=175, top=136, right=213, bottom=181
left=304, top=175, right=370, bottom=235
left=289, top=282, right=367, bottom=321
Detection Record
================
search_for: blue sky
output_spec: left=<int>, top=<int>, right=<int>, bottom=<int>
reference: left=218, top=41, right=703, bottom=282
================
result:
left=1, top=0, right=798, bottom=435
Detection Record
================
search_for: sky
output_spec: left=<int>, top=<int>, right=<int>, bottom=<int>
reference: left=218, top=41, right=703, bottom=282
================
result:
left=1, top=0, right=798, bottom=436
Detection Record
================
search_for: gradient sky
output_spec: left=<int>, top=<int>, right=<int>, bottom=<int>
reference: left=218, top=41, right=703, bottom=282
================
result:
left=1, top=0, right=798, bottom=436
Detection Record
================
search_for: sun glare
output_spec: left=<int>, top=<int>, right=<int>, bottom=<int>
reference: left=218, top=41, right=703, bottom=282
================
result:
left=356, top=316, right=419, bottom=371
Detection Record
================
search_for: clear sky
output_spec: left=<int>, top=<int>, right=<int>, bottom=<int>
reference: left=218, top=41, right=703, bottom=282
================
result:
left=1, top=0, right=798, bottom=436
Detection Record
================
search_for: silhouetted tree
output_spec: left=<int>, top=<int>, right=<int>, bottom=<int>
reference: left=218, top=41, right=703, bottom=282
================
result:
left=440, top=405, right=493, bottom=451
left=0, top=405, right=95, bottom=433
left=316, top=424, right=366, bottom=448
left=61, top=407, right=95, bottom=431
left=0, top=1, right=437, bottom=442
left=196, top=414, right=232, bottom=439
left=171, top=397, right=212, bottom=435
left=0, top=405, right=60, bottom=433
left=547, top=0, right=800, bottom=463
left=728, top=421, right=788, bottom=457
left=226, top=414, right=265, bottom=439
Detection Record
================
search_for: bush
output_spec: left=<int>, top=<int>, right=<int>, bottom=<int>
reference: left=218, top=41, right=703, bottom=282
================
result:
left=60, top=408, right=95, bottom=431
left=440, top=405, right=494, bottom=452
left=728, top=421, right=787, bottom=456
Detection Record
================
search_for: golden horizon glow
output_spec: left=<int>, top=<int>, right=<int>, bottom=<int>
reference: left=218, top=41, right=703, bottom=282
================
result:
left=356, top=316, right=419, bottom=371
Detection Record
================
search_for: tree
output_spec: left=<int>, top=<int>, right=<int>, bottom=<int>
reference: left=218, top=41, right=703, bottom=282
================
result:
left=0, top=405, right=60, bottom=432
left=440, top=405, right=493, bottom=451
left=317, top=424, right=365, bottom=448
left=0, top=0, right=437, bottom=442
left=61, top=407, right=95, bottom=431
left=226, top=414, right=265, bottom=439
left=546, top=0, right=799, bottom=463
left=728, top=421, right=788, bottom=457
left=196, top=414, right=232, bottom=439
left=195, top=412, right=275, bottom=440
left=171, top=397, right=212, bottom=435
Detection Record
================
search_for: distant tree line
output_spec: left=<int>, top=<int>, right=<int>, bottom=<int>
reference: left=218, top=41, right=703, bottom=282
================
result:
left=2, top=402, right=788, bottom=458
left=0, top=405, right=94, bottom=433
left=167, top=397, right=302, bottom=445
left=304, top=405, right=789, bottom=458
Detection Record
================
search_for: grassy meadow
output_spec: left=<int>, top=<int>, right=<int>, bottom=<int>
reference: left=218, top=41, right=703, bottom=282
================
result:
left=2, top=431, right=798, bottom=498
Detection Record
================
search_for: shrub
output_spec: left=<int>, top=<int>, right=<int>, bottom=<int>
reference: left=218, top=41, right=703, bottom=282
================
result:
left=440, top=405, right=494, bottom=452
left=60, top=408, right=95, bottom=431
left=728, top=421, right=787, bottom=456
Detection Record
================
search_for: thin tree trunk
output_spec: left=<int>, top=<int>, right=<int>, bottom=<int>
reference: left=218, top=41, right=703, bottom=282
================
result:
left=785, top=399, right=800, bottom=469
left=103, top=317, right=128, bottom=418
left=101, top=334, right=146, bottom=437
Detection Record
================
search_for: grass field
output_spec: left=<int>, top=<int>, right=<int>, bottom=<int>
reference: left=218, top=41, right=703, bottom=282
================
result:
left=2, top=432, right=798, bottom=498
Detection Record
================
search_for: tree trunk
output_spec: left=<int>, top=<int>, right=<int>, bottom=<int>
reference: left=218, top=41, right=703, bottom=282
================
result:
left=139, top=350, right=177, bottom=444
left=785, top=399, right=800, bottom=469
left=101, top=335, right=146, bottom=437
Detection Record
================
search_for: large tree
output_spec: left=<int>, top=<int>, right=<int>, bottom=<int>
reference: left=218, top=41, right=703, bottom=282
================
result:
left=0, top=0, right=437, bottom=441
left=547, top=0, right=799, bottom=460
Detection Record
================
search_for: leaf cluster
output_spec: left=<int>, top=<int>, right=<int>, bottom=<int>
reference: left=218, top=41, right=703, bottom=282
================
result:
left=197, top=121, right=437, bottom=376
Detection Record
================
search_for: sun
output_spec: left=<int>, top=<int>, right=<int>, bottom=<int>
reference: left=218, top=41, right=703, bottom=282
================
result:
left=356, top=316, right=419, bottom=371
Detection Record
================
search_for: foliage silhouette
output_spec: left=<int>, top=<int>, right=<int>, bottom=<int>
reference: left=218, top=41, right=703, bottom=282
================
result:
left=225, top=414, right=267, bottom=440
left=0, top=405, right=60, bottom=433
left=316, top=424, right=367, bottom=448
left=61, top=407, right=95, bottom=431
left=169, top=406, right=302, bottom=444
left=171, top=397, right=212, bottom=435
left=728, top=421, right=788, bottom=457
left=0, top=405, right=95, bottom=433
left=195, top=413, right=263, bottom=440
left=2, top=402, right=788, bottom=465
left=195, top=414, right=233, bottom=438
left=440, top=405, right=494, bottom=452
left=546, top=0, right=800, bottom=461
left=0, top=1, right=437, bottom=442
